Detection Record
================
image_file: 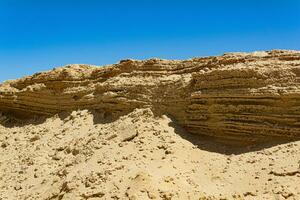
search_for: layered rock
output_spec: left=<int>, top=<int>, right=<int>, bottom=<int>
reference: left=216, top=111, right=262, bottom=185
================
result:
left=1, top=50, right=300, bottom=144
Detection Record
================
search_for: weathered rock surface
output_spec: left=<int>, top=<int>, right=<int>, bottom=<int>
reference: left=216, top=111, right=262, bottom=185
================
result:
left=1, top=50, right=300, bottom=144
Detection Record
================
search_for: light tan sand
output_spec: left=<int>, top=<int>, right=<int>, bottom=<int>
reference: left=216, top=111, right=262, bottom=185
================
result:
left=0, top=108, right=299, bottom=200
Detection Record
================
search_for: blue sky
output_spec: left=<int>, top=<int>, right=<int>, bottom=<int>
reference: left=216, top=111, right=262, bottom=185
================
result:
left=0, top=0, right=299, bottom=82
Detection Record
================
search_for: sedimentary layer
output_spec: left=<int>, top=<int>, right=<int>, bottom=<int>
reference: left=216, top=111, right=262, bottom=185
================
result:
left=1, top=50, right=300, bottom=144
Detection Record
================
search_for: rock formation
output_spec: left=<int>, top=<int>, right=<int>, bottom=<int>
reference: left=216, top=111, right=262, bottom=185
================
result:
left=1, top=50, right=300, bottom=144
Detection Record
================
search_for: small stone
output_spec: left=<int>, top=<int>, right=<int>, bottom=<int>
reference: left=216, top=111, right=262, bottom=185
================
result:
left=1, top=142, right=8, bottom=148
left=52, top=155, right=61, bottom=161
left=30, top=135, right=40, bottom=142
left=14, top=185, right=22, bottom=191
left=165, top=150, right=173, bottom=155
left=72, top=149, right=80, bottom=156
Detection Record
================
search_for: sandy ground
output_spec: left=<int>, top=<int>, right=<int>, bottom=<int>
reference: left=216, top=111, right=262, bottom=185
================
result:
left=0, top=108, right=299, bottom=200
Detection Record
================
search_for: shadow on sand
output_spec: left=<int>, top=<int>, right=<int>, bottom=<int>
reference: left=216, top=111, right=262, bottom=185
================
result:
left=167, top=117, right=298, bottom=155
left=1, top=109, right=298, bottom=155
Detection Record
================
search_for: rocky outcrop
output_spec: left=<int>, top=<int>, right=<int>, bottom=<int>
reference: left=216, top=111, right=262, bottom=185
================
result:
left=1, top=50, right=300, bottom=144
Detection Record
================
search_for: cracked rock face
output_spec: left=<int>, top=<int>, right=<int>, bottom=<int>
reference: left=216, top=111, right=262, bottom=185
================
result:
left=1, top=50, right=300, bottom=145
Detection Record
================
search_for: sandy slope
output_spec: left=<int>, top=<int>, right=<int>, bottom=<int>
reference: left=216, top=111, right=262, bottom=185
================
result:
left=0, top=108, right=299, bottom=200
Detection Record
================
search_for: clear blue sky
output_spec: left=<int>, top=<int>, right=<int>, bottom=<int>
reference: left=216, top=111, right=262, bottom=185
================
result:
left=0, top=0, right=299, bottom=82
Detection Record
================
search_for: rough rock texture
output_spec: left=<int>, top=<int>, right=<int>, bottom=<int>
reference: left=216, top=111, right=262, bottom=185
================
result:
left=1, top=50, right=300, bottom=200
left=1, top=50, right=300, bottom=144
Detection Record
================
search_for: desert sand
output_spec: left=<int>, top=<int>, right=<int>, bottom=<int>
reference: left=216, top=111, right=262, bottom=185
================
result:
left=1, top=109, right=300, bottom=199
left=0, top=50, right=300, bottom=199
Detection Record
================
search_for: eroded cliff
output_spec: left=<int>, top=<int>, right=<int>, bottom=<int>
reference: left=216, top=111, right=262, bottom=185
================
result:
left=1, top=50, right=300, bottom=144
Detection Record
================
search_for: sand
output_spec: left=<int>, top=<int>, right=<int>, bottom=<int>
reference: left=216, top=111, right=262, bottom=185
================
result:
left=0, top=108, right=299, bottom=200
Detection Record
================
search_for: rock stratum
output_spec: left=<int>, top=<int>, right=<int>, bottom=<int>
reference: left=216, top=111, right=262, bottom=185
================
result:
left=1, top=50, right=300, bottom=145
left=1, top=50, right=300, bottom=200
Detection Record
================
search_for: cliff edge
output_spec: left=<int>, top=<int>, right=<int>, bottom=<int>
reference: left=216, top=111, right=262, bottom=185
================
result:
left=1, top=50, right=300, bottom=144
